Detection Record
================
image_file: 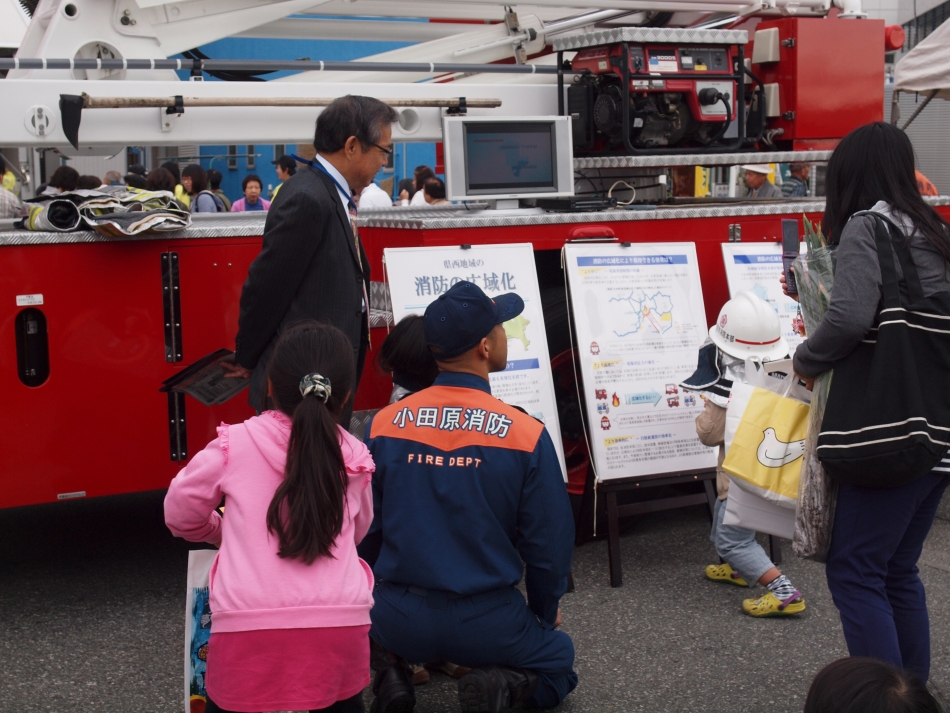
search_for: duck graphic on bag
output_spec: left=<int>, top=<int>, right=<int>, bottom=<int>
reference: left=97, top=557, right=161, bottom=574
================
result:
left=722, top=380, right=810, bottom=510
left=757, top=428, right=806, bottom=468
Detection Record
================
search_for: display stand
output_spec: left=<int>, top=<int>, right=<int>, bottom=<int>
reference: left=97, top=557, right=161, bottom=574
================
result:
left=597, top=468, right=782, bottom=587
left=600, top=469, right=716, bottom=587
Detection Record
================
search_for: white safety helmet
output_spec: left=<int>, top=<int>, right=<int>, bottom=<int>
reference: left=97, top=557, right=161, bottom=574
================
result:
left=709, top=291, right=788, bottom=361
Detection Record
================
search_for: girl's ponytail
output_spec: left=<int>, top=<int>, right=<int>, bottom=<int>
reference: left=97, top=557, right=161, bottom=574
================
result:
left=264, top=322, right=355, bottom=565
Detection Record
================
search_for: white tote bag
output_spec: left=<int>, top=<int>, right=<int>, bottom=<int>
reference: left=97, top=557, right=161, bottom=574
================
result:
left=723, top=359, right=812, bottom=509
left=184, top=549, right=217, bottom=713
left=723, top=475, right=796, bottom=539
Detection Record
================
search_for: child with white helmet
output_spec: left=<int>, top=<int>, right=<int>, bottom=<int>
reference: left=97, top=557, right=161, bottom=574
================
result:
left=680, top=291, right=806, bottom=617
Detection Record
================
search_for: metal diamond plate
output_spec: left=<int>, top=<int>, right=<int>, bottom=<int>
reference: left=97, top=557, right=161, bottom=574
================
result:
left=574, top=150, right=834, bottom=170
left=361, top=196, right=950, bottom=231
left=5, top=197, right=948, bottom=243
left=0, top=214, right=267, bottom=246
left=553, top=27, right=748, bottom=52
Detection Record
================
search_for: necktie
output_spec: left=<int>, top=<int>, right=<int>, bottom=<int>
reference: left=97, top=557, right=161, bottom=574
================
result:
left=348, top=197, right=371, bottom=345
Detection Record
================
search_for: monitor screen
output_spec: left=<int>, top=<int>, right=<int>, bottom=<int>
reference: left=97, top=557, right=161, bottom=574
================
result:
left=463, top=122, right=556, bottom=193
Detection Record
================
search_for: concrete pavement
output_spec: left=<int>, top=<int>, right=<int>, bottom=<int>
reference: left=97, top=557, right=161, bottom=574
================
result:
left=2, top=490, right=948, bottom=712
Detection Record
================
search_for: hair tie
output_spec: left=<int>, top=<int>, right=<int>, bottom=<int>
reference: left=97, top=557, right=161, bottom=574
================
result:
left=299, top=373, right=332, bottom=403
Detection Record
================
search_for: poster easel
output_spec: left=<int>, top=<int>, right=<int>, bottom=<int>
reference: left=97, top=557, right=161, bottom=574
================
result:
left=563, top=241, right=720, bottom=585
left=600, top=469, right=717, bottom=587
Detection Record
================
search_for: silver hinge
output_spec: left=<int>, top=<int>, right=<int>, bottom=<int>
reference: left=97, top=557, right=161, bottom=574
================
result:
left=728, top=224, right=742, bottom=242
left=782, top=111, right=796, bottom=121
left=161, top=252, right=183, bottom=362
left=167, top=391, right=188, bottom=462
left=781, top=37, right=796, bottom=48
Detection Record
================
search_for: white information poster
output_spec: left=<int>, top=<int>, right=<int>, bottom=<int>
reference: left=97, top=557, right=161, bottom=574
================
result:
left=720, top=243, right=805, bottom=354
left=384, top=243, right=566, bottom=475
left=564, top=243, right=717, bottom=481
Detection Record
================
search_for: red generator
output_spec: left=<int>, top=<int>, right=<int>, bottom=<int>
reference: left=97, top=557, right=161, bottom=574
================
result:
left=560, top=27, right=762, bottom=154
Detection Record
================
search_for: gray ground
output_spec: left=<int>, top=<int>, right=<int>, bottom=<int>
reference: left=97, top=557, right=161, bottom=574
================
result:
left=2, top=491, right=948, bottom=713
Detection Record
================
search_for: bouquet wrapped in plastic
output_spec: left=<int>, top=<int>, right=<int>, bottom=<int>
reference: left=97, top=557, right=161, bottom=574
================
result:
left=792, top=217, right=838, bottom=562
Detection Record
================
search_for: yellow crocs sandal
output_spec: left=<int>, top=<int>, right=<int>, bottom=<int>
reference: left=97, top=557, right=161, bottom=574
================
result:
left=705, top=563, right=749, bottom=587
left=742, top=590, right=806, bottom=617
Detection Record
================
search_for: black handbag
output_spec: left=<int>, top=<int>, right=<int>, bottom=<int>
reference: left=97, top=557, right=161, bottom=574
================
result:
left=817, top=212, right=950, bottom=488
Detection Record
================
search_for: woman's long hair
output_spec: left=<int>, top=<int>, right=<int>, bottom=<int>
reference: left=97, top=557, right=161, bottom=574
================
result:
left=265, top=322, right=355, bottom=565
left=824, top=122, right=950, bottom=261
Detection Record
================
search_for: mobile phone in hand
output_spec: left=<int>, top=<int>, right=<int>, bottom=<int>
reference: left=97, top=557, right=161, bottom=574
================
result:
left=782, top=219, right=799, bottom=296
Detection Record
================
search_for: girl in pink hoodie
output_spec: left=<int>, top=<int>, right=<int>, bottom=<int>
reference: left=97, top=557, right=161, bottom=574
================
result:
left=165, top=322, right=375, bottom=713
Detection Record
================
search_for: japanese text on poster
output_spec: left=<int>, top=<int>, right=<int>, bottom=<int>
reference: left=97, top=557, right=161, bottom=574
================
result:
left=720, top=243, right=805, bottom=353
left=385, top=244, right=565, bottom=476
left=564, top=243, right=717, bottom=481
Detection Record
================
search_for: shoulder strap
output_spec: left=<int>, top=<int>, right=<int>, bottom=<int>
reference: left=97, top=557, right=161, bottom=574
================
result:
left=854, top=211, right=925, bottom=308
left=854, top=211, right=902, bottom=309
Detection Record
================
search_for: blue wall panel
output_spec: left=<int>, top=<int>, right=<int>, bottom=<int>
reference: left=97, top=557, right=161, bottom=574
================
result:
left=171, top=35, right=440, bottom=206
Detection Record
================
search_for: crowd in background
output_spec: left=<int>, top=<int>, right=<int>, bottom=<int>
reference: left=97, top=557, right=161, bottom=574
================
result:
left=1, top=153, right=940, bottom=221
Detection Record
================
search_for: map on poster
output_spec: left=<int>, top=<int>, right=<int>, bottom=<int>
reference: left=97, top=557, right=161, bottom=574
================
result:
left=720, top=243, right=806, bottom=354
left=564, top=243, right=717, bottom=481
left=384, top=243, right=566, bottom=476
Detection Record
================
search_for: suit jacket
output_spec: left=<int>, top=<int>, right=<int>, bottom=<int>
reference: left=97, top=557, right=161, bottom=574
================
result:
left=235, top=164, right=371, bottom=410
left=747, top=180, right=782, bottom=199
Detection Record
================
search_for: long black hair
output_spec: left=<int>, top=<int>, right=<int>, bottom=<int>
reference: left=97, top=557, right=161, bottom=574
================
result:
left=804, top=657, right=942, bottom=713
left=377, top=314, right=438, bottom=394
left=181, top=164, right=208, bottom=195
left=824, top=122, right=950, bottom=260
left=265, top=321, right=355, bottom=565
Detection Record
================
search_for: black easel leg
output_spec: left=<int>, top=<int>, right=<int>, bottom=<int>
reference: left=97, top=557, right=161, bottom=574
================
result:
left=703, top=478, right=717, bottom=520
left=769, top=535, right=783, bottom=565
left=606, top=490, right=622, bottom=587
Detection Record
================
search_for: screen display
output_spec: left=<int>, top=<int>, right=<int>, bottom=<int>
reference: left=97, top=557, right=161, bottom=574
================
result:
left=464, top=122, right=556, bottom=193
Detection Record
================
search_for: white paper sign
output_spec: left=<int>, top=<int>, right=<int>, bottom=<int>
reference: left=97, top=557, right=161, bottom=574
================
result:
left=384, top=243, right=566, bottom=475
left=720, top=243, right=804, bottom=353
left=16, top=294, right=43, bottom=306
left=564, top=242, right=717, bottom=481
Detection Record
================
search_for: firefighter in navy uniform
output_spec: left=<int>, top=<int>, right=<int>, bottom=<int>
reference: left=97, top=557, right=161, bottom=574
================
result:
left=361, top=281, right=577, bottom=713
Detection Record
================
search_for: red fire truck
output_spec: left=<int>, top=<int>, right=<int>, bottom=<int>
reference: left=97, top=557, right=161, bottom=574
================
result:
left=1, top=5, right=940, bottom=508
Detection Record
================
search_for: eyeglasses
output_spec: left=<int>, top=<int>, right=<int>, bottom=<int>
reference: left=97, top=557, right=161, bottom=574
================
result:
left=370, top=142, right=394, bottom=157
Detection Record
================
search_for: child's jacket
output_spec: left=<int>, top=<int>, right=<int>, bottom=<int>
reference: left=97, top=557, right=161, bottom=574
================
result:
left=165, top=410, right=375, bottom=633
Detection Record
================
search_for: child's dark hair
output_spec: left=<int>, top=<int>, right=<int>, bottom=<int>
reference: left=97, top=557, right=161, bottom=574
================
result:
left=265, top=321, right=355, bottom=565
left=804, top=658, right=943, bottom=713
left=377, top=314, right=438, bottom=393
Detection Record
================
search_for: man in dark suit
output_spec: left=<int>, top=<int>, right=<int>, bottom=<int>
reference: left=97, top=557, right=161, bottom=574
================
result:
left=223, top=96, right=398, bottom=417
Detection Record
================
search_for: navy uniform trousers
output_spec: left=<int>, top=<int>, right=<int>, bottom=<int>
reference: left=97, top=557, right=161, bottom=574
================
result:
left=371, top=581, right=577, bottom=708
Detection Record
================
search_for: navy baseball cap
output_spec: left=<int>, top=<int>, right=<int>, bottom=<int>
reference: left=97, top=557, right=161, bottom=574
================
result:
left=424, top=281, right=524, bottom=358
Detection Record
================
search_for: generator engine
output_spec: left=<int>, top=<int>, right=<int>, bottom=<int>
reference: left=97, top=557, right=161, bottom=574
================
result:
left=557, top=28, right=762, bottom=155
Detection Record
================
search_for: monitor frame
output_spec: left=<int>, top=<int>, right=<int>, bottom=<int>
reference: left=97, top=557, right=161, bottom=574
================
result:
left=443, top=116, right=575, bottom=202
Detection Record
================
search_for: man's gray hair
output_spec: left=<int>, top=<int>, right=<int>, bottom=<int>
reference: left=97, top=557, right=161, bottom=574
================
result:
left=789, top=163, right=810, bottom=173
left=313, top=95, right=399, bottom=154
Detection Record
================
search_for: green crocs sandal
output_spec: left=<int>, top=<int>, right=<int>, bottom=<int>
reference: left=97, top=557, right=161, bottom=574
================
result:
left=742, top=590, right=806, bottom=617
left=705, top=563, right=749, bottom=587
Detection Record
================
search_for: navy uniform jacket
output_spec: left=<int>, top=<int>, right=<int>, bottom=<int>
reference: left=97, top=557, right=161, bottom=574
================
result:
left=363, top=371, right=574, bottom=625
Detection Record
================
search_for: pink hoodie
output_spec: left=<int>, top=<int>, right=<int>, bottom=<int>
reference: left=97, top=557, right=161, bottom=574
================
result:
left=164, top=411, right=375, bottom=633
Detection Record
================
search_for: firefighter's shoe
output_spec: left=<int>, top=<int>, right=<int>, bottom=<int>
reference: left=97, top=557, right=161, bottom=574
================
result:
left=458, top=666, right=538, bottom=713
left=705, top=563, right=749, bottom=587
left=742, top=590, right=806, bottom=617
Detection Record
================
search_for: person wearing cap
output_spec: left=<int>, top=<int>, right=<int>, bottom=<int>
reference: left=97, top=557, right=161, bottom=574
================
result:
left=270, top=154, right=297, bottom=199
left=361, top=280, right=577, bottom=713
left=742, top=165, right=782, bottom=199
left=782, top=163, right=811, bottom=198
left=681, top=291, right=806, bottom=617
